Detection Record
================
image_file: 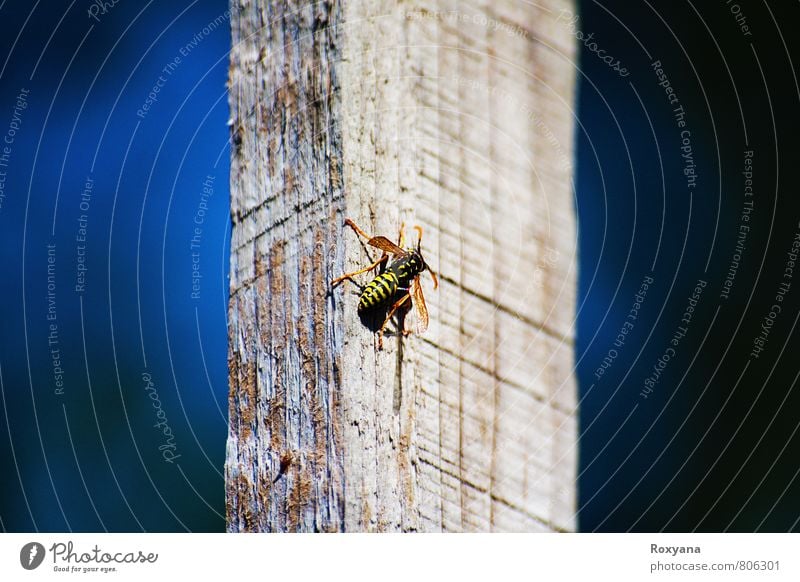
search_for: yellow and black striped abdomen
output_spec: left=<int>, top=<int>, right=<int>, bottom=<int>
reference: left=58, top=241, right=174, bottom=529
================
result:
left=358, top=271, right=399, bottom=311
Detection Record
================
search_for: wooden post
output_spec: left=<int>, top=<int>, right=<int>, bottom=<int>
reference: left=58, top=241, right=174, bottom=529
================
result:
left=226, top=0, right=577, bottom=532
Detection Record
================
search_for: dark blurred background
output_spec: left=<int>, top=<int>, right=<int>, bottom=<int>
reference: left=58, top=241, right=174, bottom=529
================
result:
left=0, top=0, right=230, bottom=531
left=576, top=1, right=800, bottom=531
left=0, top=0, right=798, bottom=532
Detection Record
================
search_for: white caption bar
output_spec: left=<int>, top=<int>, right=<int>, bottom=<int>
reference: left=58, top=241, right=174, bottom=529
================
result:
left=0, top=533, right=796, bottom=581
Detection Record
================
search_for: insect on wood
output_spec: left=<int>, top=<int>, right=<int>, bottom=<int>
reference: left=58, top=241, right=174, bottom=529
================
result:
left=332, top=218, right=438, bottom=349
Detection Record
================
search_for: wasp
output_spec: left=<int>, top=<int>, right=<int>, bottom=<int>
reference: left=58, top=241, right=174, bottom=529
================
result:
left=331, top=218, right=438, bottom=349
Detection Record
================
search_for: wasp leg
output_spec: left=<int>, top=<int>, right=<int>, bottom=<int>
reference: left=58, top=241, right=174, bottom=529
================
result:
left=377, top=292, right=411, bottom=349
left=331, top=254, right=388, bottom=287
left=343, top=218, right=375, bottom=242
left=398, top=222, right=406, bottom=248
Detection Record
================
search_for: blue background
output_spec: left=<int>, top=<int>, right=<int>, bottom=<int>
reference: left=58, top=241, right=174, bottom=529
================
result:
left=576, top=1, right=800, bottom=531
left=0, top=1, right=230, bottom=531
left=0, top=0, right=799, bottom=531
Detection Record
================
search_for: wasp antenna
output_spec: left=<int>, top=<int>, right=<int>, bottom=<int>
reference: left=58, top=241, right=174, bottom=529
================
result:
left=428, top=267, right=439, bottom=289
left=413, top=225, right=423, bottom=248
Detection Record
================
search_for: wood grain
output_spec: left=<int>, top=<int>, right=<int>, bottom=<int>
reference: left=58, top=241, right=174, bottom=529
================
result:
left=226, top=0, right=577, bottom=532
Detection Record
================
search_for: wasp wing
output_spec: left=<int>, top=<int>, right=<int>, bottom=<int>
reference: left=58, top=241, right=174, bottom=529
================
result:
left=368, top=236, right=406, bottom=256
left=410, top=277, right=429, bottom=334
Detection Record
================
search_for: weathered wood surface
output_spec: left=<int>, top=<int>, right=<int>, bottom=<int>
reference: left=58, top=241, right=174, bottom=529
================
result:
left=226, top=0, right=577, bottom=532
